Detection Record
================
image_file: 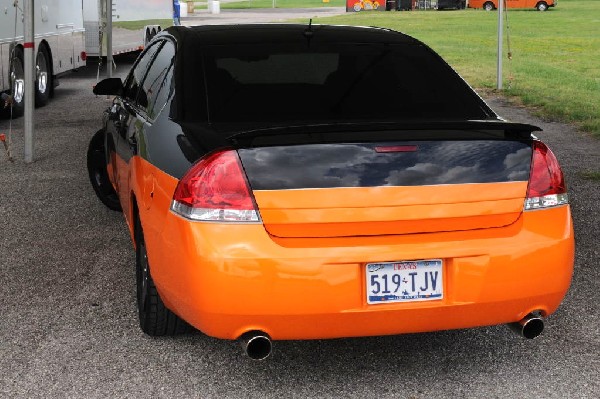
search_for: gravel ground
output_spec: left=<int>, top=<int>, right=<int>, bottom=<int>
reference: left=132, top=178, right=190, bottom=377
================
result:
left=0, top=54, right=598, bottom=398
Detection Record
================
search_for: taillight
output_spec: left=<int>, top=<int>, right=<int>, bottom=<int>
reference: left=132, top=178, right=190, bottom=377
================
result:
left=170, top=150, right=260, bottom=222
left=524, top=140, right=568, bottom=210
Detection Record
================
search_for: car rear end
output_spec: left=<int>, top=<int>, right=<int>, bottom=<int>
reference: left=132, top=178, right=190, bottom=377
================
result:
left=146, top=25, right=574, bottom=341
left=152, top=127, right=574, bottom=340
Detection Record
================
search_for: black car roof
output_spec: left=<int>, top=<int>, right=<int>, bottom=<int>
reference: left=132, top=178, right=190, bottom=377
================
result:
left=164, top=24, right=421, bottom=46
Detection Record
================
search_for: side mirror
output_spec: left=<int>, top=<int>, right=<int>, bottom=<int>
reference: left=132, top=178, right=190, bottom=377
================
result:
left=93, top=78, right=124, bottom=96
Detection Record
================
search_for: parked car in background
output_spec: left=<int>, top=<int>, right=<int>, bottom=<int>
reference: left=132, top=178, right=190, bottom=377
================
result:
left=470, top=0, right=556, bottom=11
left=437, top=0, right=466, bottom=10
left=88, top=24, right=574, bottom=360
left=347, top=0, right=383, bottom=12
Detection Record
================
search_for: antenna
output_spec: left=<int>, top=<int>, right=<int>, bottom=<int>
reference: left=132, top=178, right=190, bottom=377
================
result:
left=303, top=18, right=314, bottom=39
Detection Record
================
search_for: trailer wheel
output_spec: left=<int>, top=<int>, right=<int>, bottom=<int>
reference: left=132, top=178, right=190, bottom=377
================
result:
left=483, top=1, right=495, bottom=10
left=35, top=45, right=51, bottom=107
left=5, top=47, right=25, bottom=118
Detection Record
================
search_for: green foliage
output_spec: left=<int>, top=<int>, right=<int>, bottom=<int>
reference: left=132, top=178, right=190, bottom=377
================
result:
left=579, top=171, right=600, bottom=181
left=222, top=0, right=345, bottom=9
left=312, top=0, right=600, bottom=136
left=113, top=19, right=173, bottom=30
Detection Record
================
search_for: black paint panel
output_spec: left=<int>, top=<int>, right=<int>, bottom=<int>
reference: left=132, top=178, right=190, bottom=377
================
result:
left=140, top=106, right=195, bottom=179
left=238, top=141, right=532, bottom=190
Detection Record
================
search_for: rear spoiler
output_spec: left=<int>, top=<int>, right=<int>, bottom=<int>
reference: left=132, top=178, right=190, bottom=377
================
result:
left=227, top=120, right=542, bottom=143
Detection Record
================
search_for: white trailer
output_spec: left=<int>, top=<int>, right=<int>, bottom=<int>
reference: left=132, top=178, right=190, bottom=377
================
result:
left=0, top=0, right=86, bottom=115
left=83, top=0, right=171, bottom=57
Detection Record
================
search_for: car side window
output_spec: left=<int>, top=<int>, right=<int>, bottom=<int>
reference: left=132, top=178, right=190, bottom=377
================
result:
left=137, top=41, right=176, bottom=120
left=122, top=41, right=161, bottom=103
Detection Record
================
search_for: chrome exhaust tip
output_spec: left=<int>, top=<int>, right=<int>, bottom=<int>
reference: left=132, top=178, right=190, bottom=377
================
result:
left=240, top=331, right=272, bottom=360
left=510, top=314, right=544, bottom=339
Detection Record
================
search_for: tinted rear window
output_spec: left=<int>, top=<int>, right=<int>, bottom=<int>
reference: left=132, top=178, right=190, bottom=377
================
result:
left=216, top=53, right=338, bottom=85
left=197, top=43, right=489, bottom=123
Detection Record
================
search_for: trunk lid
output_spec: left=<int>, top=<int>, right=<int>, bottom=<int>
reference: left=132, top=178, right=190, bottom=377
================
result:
left=237, top=140, right=532, bottom=238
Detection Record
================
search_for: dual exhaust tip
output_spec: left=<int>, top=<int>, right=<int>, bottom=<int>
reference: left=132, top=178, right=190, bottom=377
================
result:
left=510, top=313, right=545, bottom=339
left=240, top=331, right=272, bottom=361
left=239, top=315, right=544, bottom=359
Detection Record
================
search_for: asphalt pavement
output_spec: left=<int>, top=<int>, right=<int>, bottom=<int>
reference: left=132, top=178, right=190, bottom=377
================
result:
left=1, top=44, right=599, bottom=399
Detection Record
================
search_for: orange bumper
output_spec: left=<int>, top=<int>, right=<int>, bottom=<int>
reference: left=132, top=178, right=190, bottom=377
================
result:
left=144, top=206, right=574, bottom=340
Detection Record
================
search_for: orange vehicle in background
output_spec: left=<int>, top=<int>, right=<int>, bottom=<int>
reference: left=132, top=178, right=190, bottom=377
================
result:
left=469, top=0, right=556, bottom=11
left=347, top=0, right=383, bottom=12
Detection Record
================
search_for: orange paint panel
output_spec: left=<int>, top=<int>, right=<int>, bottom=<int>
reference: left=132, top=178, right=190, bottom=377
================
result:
left=112, top=155, right=171, bottom=245
left=263, top=214, right=522, bottom=237
left=260, top=199, right=524, bottom=222
left=113, top=154, right=132, bottom=231
left=106, top=162, right=117, bottom=191
left=128, top=157, right=573, bottom=341
left=147, top=202, right=573, bottom=339
left=254, top=183, right=528, bottom=237
left=254, top=182, right=528, bottom=208
left=133, top=157, right=180, bottom=252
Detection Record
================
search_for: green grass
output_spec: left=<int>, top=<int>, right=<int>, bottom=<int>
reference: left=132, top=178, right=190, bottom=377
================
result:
left=579, top=171, right=600, bottom=181
left=222, top=0, right=345, bottom=9
left=113, top=19, right=173, bottom=30
left=307, top=0, right=600, bottom=136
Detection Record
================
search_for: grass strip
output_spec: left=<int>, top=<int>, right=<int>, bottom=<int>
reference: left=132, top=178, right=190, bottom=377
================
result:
left=113, top=19, right=173, bottom=31
left=579, top=171, right=600, bottom=182
left=310, top=0, right=600, bottom=136
left=221, top=0, right=345, bottom=9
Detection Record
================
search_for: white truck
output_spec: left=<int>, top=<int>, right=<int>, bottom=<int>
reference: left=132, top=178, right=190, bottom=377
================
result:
left=83, top=0, right=171, bottom=57
left=0, top=0, right=86, bottom=116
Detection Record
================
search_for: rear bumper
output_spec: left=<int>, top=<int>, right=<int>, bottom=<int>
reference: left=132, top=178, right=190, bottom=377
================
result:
left=145, top=206, right=574, bottom=340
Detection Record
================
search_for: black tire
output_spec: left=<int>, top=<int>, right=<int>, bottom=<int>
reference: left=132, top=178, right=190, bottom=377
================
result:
left=483, top=1, right=495, bottom=11
left=35, top=45, right=51, bottom=107
left=135, top=216, right=192, bottom=336
left=8, top=46, right=25, bottom=117
left=87, top=129, right=122, bottom=211
left=536, top=1, right=548, bottom=11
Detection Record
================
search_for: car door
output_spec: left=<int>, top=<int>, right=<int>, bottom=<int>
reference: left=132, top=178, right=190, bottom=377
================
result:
left=131, top=41, right=178, bottom=239
left=129, top=40, right=177, bottom=216
left=106, top=41, right=161, bottom=218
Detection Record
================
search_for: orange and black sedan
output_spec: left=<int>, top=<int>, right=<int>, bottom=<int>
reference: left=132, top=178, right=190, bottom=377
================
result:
left=88, top=24, right=574, bottom=360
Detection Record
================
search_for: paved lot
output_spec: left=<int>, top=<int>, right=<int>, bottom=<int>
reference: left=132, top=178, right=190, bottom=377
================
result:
left=1, top=48, right=599, bottom=398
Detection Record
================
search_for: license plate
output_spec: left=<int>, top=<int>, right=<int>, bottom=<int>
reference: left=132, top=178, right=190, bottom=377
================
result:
left=366, top=259, right=443, bottom=304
